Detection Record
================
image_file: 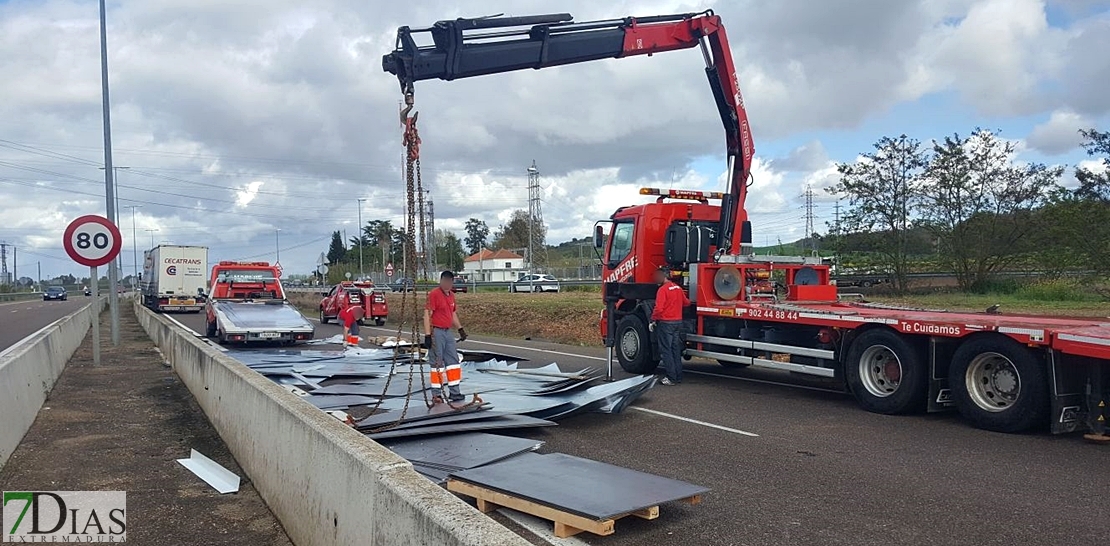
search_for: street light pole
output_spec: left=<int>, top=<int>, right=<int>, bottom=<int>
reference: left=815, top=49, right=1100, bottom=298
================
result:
left=145, top=228, right=158, bottom=249
left=275, top=229, right=281, bottom=264
left=98, top=0, right=120, bottom=346
left=124, top=205, right=141, bottom=286
left=357, top=198, right=366, bottom=280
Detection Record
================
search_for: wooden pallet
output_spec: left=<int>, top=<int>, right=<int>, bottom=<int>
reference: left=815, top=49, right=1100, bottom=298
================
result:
left=447, top=479, right=702, bottom=538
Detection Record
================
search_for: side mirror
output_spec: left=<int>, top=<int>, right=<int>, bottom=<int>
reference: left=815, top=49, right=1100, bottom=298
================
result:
left=593, top=225, right=605, bottom=248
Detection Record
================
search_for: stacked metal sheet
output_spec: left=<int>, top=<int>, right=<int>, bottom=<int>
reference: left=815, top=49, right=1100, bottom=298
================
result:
left=378, top=432, right=544, bottom=484
left=225, top=348, right=657, bottom=439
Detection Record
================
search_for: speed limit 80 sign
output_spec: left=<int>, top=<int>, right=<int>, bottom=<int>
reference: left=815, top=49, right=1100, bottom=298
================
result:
left=64, top=215, right=123, bottom=267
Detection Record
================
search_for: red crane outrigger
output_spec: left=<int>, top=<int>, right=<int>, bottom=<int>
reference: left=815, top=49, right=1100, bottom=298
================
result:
left=383, top=10, right=754, bottom=257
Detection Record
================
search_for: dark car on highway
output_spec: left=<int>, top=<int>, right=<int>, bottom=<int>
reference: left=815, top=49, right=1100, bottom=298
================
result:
left=43, top=286, right=67, bottom=301
left=452, top=277, right=469, bottom=293
left=389, top=277, right=415, bottom=292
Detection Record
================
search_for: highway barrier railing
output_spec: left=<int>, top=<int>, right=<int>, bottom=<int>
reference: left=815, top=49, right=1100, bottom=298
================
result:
left=0, top=292, right=42, bottom=303
left=0, top=298, right=106, bottom=469
left=132, top=300, right=529, bottom=546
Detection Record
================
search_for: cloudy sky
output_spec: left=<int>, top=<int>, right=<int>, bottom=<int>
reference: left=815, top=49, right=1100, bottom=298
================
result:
left=1, top=0, right=1108, bottom=281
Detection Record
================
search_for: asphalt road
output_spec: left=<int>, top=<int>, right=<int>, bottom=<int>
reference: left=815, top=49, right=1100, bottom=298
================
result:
left=170, top=312, right=1108, bottom=546
left=0, top=296, right=93, bottom=353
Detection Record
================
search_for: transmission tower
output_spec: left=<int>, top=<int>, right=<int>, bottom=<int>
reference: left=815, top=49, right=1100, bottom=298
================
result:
left=0, top=242, right=8, bottom=285
left=425, top=192, right=436, bottom=274
left=803, top=186, right=817, bottom=254
left=526, top=160, right=547, bottom=272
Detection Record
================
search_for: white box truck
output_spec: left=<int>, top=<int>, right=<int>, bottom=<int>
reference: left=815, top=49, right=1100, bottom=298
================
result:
left=141, top=245, right=208, bottom=312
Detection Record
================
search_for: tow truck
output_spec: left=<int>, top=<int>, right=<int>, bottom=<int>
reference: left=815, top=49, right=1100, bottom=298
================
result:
left=384, top=11, right=1110, bottom=436
left=320, top=280, right=388, bottom=326
left=204, top=261, right=314, bottom=345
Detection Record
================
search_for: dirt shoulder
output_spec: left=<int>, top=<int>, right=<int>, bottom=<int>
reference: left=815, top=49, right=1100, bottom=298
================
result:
left=0, top=305, right=293, bottom=545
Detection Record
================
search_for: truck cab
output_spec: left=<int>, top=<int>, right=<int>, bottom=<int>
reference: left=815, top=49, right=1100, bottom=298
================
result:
left=320, top=281, right=388, bottom=326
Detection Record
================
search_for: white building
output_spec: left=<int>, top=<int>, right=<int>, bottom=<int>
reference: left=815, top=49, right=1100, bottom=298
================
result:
left=462, top=248, right=526, bottom=282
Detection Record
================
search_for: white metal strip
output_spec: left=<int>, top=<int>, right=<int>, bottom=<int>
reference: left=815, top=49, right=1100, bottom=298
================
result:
left=686, top=349, right=836, bottom=378
left=998, top=327, right=1045, bottom=337
left=1057, top=333, right=1110, bottom=348
left=687, top=334, right=834, bottom=360
left=176, top=449, right=241, bottom=494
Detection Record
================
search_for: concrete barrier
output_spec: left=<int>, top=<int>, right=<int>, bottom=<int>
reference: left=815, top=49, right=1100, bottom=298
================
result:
left=0, top=299, right=105, bottom=469
left=132, top=301, right=529, bottom=546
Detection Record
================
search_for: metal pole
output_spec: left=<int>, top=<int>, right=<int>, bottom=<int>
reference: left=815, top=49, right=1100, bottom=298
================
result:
left=90, top=266, right=100, bottom=366
left=125, top=205, right=140, bottom=286
left=606, top=346, right=614, bottom=382
left=98, top=0, right=120, bottom=346
left=357, top=198, right=366, bottom=280
left=275, top=229, right=281, bottom=264
left=146, top=228, right=157, bottom=248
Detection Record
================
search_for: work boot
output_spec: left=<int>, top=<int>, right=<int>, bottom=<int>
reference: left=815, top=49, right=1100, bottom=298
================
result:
left=660, top=378, right=676, bottom=386
left=448, top=392, right=466, bottom=402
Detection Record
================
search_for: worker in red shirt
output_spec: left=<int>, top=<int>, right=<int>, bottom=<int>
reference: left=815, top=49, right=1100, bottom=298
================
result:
left=423, top=271, right=468, bottom=401
left=650, top=266, right=690, bottom=386
left=338, top=305, right=365, bottom=346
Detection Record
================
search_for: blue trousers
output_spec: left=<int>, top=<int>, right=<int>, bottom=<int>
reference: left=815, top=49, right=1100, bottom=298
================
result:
left=657, top=320, right=684, bottom=382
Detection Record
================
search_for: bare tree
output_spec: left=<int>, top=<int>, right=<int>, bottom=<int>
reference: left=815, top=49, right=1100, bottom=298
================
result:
left=830, top=135, right=926, bottom=292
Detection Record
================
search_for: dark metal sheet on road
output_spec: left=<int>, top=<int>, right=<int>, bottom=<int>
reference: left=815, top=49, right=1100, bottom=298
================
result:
left=450, top=452, right=709, bottom=520
left=380, top=432, right=543, bottom=471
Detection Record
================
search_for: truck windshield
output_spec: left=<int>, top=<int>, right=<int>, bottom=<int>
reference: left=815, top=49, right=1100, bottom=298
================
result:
left=219, top=270, right=276, bottom=282
left=607, top=222, right=634, bottom=265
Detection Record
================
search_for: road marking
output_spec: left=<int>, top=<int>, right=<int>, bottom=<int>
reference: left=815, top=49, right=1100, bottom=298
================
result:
left=498, top=509, right=591, bottom=546
left=631, top=406, right=759, bottom=437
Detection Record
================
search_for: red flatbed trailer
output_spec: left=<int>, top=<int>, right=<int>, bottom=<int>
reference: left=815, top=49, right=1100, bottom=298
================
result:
left=384, top=10, right=1110, bottom=436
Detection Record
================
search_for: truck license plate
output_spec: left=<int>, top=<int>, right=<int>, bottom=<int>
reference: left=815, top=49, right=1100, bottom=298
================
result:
left=171, top=298, right=196, bottom=306
left=258, top=332, right=281, bottom=339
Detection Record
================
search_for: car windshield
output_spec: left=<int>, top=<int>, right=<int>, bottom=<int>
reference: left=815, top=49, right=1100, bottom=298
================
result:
left=47, top=287, right=64, bottom=293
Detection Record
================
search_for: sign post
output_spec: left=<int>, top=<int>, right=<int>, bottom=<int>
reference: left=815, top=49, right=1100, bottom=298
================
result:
left=385, top=263, right=395, bottom=278
left=64, top=215, right=122, bottom=366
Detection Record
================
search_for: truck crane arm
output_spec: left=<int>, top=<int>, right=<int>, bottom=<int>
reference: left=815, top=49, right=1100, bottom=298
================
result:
left=383, top=10, right=754, bottom=256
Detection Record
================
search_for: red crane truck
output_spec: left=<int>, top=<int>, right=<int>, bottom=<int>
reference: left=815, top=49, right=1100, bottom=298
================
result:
left=384, top=11, right=1110, bottom=436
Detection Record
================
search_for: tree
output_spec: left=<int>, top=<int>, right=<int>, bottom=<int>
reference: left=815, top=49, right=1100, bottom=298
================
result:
left=363, top=220, right=395, bottom=271
left=326, top=231, right=346, bottom=264
left=919, top=129, right=1062, bottom=290
left=1076, top=128, right=1110, bottom=202
left=463, top=218, right=489, bottom=255
left=830, top=135, right=926, bottom=293
left=491, top=209, right=534, bottom=251
left=438, top=232, right=466, bottom=272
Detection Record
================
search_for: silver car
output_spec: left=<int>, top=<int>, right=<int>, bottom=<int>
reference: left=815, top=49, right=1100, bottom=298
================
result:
left=510, top=274, right=560, bottom=293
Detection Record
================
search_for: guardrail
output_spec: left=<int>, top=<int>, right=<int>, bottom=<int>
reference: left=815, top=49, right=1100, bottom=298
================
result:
left=0, top=292, right=41, bottom=303
left=132, top=300, right=529, bottom=546
left=1, top=298, right=106, bottom=468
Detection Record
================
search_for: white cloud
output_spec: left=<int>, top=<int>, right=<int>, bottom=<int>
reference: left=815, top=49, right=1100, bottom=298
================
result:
left=1026, top=109, right=1091, bottom=154
left=235, top=181, right=265, bottom=207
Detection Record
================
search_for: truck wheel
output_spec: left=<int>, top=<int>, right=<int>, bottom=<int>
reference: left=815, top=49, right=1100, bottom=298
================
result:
left=375, top=318, right=385, bottom=327
left=319, top=308, right=329, bottom=324
left=861, top=280, right=873, bottom=288
left=615, top=315, right=656, bottom=374
left=205, top=320, right=216, bottom=338
left=845, top=329, right=927, bottom=414
left=948, top=336, right=1048, bottom=433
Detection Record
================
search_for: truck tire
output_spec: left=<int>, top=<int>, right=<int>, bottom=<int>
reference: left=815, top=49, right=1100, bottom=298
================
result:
left=861, top=280, right=874, bottom=288
left=844, top=329, right=927, bottom=414
left=948, top=336, right=1048, bottom=433
left=205, top=320, right=216, bottom=338
left=319, top=308, right=329, bottom=324
left=375, top=318, right=385, bottom=327
left=615, top=315, right=656, bottom=374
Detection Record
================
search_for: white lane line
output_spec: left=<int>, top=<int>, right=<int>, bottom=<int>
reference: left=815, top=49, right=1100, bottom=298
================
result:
left=498, top=509, right=591, bottom=546
left=631, top=406, right=759, bottom=437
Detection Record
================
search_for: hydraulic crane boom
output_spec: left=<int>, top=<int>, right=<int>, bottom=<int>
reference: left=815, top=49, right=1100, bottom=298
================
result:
left=383, top=10, right=755, bottom=256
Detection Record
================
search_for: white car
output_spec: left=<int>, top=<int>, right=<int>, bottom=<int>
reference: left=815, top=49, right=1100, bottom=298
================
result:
left=510, top=274, right=560, bottom=293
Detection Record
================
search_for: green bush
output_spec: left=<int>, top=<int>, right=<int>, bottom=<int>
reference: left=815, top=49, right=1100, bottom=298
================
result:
left=970, top=278, right=1021, bottom=295
left=1013, top=279, right=1092, bottom=302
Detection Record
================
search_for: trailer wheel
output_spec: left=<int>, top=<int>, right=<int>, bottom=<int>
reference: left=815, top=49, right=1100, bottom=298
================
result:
left=948, top=336, right=1048, bottom=433
left=615, top=315, right=656, bottom=374
left=845, top=329, right=927, bottom=414
left=319, top=308, right=329, bottom=324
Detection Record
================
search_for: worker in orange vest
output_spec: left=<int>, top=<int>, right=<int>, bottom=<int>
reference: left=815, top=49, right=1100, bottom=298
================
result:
left=650, top=266, right=690, bottom=386
left=338, top=305, right=365, bottom=346
left=423, top=271, right=468, bottom=401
